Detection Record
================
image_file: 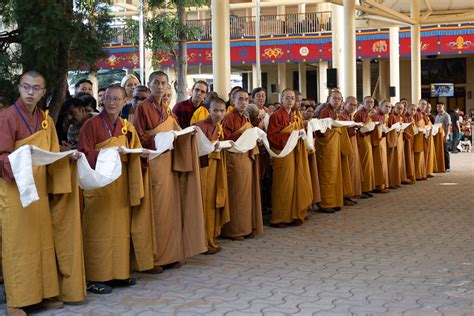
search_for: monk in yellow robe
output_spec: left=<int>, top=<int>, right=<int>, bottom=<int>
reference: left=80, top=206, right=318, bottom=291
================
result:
left=353, top=96, right=376, bottom=198
left=292, top=93, right=321, bottom=210
left=391, top=102, right=410, bottom=185
left=134, top=71, right=207, bottom=269
left=338, top=96, right=362, bottom=201
left=414, top=106, right=427, bottom=181
left=267, top=89, right=312, bottom=227
left=420, top=100, right=435, bottom=178
left=403, top=105, right=417, bottom=184
left=221, top=89, right=264, bottom=239
left=194, top=98, right=230, bottom=253
left=79, top=84, right=154, bottom=294
left=386, top=103, right=403, bottom=189
left=370, top=100, right=390, bottom=193
left=0, top=71, right=84, bottom=315
left=315, top=90, right=344, bottom=213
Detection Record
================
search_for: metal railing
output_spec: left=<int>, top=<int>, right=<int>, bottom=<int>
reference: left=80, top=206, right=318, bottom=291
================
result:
left=107, top=11, right=332, bottom=44
left=108, top=25, right=135, bottom=45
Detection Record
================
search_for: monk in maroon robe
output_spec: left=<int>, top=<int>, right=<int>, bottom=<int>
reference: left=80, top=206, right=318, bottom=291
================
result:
left=133, top=71, right=207, bottom=269
left=221, top=89, right=264, bottom=240
left=193, top=98, right=230, bottom=254
left=267, top=89, right=312, bottom=227
left=353, top=96, right=376, bottom=198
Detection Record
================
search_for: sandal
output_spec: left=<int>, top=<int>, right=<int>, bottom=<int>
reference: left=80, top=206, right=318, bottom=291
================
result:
left=87, top=281, right=113, bottom=294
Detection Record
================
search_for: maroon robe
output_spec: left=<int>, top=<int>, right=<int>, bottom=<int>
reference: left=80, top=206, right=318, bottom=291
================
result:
left=353, top=107, right=375, bottom=193
left=221, top=108, right=263, bottom=238
left=133, top=95, right=207, bottom=265
left=0, top=99, right=44, bottom=181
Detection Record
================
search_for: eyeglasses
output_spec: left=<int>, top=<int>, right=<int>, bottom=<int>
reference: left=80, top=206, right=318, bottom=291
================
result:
left=133, top=96, right=147, bottom=101
left=104, top=97, right=123, bottom=103
left=19, top=83, right=44, bottom=93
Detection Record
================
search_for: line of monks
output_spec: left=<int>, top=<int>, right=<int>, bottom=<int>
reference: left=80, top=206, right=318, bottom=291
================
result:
left=0, top=70, right=446, bottom=315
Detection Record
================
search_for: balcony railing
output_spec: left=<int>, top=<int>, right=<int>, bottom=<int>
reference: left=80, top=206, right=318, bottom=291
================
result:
left=107, top=11, right=331, bottom=45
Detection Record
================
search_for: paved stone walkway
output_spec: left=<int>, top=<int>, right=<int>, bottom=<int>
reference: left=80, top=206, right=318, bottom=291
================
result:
left=2, top=152, right=474, bottom=315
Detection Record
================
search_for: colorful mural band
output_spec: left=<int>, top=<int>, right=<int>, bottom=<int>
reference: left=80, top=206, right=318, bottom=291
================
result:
left=97, top=23, right=474, bottom=70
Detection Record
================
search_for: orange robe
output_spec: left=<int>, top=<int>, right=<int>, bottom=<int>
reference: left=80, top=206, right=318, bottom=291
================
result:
left=338, top=111, right=363, bottom=197
left=194, top=117, right=230, bottom=249
left=386, top=113, right=401, bottom=188
left=353, top=108, right=375, bottom=193
left=413, top=110, right=427, bottom=180
left=315, top=105, right=343, bottom=208
left=0, top=100, right=85, bottom=307
left=402, top=113, right=416, bottom=183
left=370, top=110, right=389, bottom=190
left=221, top=109, right=264, bottom=238
left=134, top=96, right=207, bottom=265
left=267, top=108, right=312, bottom=224
left=79, top=113, right=154, bottom=281
left=422, top=113, right=435, bottom=176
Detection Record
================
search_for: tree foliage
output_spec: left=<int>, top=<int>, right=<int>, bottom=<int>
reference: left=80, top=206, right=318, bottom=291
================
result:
left=125, top=0, right=208, bottom=101
left=0, top=0, right=112, bottom=120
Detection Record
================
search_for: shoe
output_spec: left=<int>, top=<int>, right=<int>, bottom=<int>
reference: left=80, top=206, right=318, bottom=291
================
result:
left=427, top=174, right=434, bottom=178
left=141, top=266, right=164, bottom=274
left=245, top=232, right=256, bottom=239
left=106, top=278, right=136, bottom=287
left=402, top=180, right=415, bottom=185
left=41, top=298, right=63, bottom=310
left=344, top=198, right=357, bottom=206
left=7, top=307, right=27, bottom=316
left=291, top=219, right=303, bottom=226
left=87, top=281, right=113, bottom=294
left=334, top=207, right=342, bottom=212
left=270, top=223, right=287, bottom=228
left=317, top=208, right=336, bottom=213
left=363, top=192, right=374, bottom=197
left=162, top=262, right=182, bottom=269
left=388, top=186, right=398, bottom=190
left=358, top=194, right=369, bottom=199
left=204, top=247, right=219, bottom=255
left=229, top=236, right=245, bottom=241
left=310, top=204, right=319, bottom=212
left=373, top=189, right=389, bottom=194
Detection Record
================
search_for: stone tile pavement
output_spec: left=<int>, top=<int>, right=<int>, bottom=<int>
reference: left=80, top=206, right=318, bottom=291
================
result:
left=2, top=152, right=473, bottom=315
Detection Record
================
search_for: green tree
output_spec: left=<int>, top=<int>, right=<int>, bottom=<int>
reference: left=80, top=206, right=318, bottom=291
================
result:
left=0, top=0, right=112, bottom=121
left=127, top=0, right=207, bottom=102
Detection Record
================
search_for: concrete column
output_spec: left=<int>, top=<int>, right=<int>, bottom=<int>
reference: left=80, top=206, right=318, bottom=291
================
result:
left=277, top=5, right=285, bottom=16
left=298, top=62, right=307, bottom=96
left=362, top=59, right=371, bottom=97
left=379, top=59, right=388, bottom=100
left=211, top=0, right=231, bottom=98
left=318, top=61, right=329, bottom=103
left=410, top=0, right=421, bottom=104
left=389, top=26, right=400, bottom=103
left=144, top=47, right=154, bottom=85
left=165, top=67, right=177, bottom=106
left=278, top=62, right=287, bottom=99
left=331, top=4, right=345, bottom=95
left=89, top=71, right=98, bottom=100
left=252, top=64, right=259, bottom=89
left=298, top=4, right=306, bottom=22
left=343, top=0, right=357, bottom=97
